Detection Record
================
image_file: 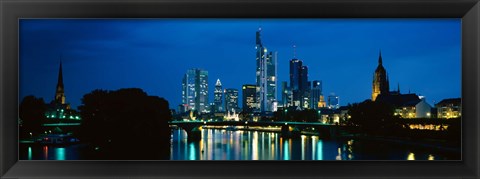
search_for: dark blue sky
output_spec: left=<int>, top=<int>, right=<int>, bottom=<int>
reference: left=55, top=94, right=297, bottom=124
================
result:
left=19, top=19, right=461, bottom=110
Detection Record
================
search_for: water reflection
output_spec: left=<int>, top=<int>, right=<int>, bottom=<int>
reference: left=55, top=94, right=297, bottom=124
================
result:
left=55, top=148, right=66, bottom=160
left=28, top=147, right=32, bottom=160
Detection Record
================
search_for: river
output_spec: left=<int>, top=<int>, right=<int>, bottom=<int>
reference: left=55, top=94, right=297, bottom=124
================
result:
left=19, top=128, right=460, bottom=160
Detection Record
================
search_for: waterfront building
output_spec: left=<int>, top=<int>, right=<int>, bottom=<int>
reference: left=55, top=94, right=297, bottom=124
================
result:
left=182, top=68, right=209, bottom=113
left=224, top=88, right=239, bottom=113
left=214, top=79, right=224, bottom=112
left=242, top=84, right=257, bottom=113
left=255, top=28, right=277, bottom=113
left=435, top=98, right=461, bottom=119
left=372, top=51, right=390, bottom=101
left=377, top=93, right=432, bottom=118
left=310, top=80, right=322, bottom=109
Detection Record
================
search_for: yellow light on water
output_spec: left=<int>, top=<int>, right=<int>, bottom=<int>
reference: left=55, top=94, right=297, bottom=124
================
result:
left=407, top=152, right=415, bottom=160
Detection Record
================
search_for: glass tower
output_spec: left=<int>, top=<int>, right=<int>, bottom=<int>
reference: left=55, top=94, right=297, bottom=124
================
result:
left=255, top=28, right=277, bottom=113
left=182, top=68, right=209, bottom=113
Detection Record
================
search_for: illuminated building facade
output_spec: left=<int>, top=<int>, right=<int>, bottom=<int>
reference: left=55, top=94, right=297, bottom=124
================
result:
left=242, top=84, right=257, bottom=113
left=182, top=68, right=209, bottom=113
left=436, top=98, right=461, bottom=119
left=224, top=88, right=239, bottom=113
left=214, top=79, right=223, bottom=112
left=372, top=51, right=390, bottom=101
left=255, top=28, right=277, bottom=113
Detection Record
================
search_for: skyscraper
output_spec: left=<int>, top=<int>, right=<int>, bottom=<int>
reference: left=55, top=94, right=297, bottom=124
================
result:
left=255, top=28, right=277, bottom=113
left=310, top=80, right=322, bottom=109
left=224, top=88, right=239, bottom=113
left=214, top=79, right=223, bottom=112
left=242, top=84, right=257, bottom=113
left=372, top=51, right=390, bottom=101
left=281, top=81, right=292, bottom=107
left=182, top=68, right=209, bottom=113
left=289, top=58, right=309, bottom=108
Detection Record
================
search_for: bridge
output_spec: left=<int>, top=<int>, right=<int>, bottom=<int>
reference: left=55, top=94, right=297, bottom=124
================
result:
left=169, top=120, right=342, bottom=140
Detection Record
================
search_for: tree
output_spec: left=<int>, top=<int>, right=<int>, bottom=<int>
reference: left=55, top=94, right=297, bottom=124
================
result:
left=348, top=100, right=399, bottom=135
left=19, top=96, right=47, bottom=139
left=78, top=88, right=171, bottom=159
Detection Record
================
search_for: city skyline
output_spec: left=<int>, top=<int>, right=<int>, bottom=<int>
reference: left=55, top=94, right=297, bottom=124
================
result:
left=20, top=19, right=461, bottom=110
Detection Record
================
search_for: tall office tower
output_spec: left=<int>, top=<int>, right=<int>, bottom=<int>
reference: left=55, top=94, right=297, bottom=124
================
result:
left=281, top=81, right=292, bottom=107
left=327, top=93, right=340, bottom=109
left=242, top=84, right=257, bottom=113
left=182, top=68, right=209, bottom=113
left=289, top=58, right=309, bottom=109
left=372, top=51, right=390, bottom=101
left=224, top=88, right=239, bottom=113
left=310, top=80, right=322, bottom=109
left=214, top=79, right=223, bottom=112
left=255, top=28, right=277, bottom=113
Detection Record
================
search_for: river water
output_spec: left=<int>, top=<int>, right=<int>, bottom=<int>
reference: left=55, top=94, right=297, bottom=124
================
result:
left=19, top=128, right=460, bottom=160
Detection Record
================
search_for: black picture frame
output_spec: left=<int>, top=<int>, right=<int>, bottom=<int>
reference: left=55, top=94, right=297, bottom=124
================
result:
left=1, top=0, right=479, bottom=178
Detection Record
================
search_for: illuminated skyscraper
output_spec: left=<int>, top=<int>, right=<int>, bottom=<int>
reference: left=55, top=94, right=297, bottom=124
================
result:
left=224, top=88, right=239, bottom=113
left=242, top=84, right=257, bottom=113
left=255, top=28, right=277, bottom=113
left=214, top=79, right=223, bottom=112
left=372, top=51, right=390, bottom=101
left=182, top=68, right=209, bottom=113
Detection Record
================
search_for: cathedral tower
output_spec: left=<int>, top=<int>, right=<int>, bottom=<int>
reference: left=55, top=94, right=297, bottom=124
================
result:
left=372, top=51, right=390, bottom=101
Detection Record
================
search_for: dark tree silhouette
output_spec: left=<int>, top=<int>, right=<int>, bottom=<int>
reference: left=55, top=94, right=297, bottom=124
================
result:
left=19, top=95, right=47, bottom=139
left=78, top=88, right=171, bottom=160
left=348, top=100, right=399, bottom=135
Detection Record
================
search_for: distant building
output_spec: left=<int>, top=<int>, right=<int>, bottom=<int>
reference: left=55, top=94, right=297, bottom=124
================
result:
left=310, top=80, right=322, bottom=109
left=436, top=98, right=461, bottom=119
left=182, top=68, right=209, bottom=113
left=224, top=88, right=239, bottom=113
left=242, top=84, right=257, bottom=113
left=255, top=28, right=277, bottom=113
left=327, top=93, right=340, bottom=109
left=214, top=79, right=224, bottom=112
left=372, top=51, right=390, bottom=101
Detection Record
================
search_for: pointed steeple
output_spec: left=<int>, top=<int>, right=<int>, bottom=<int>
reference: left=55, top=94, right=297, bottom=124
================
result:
left=215, top=78, right=222, bottom=86
left=397, top=83, right=400, bottom=93
left=57, top=60, right=64, bottom=88
left=55, top=60, right=65, bottom=104
left=378, top=50, right=383, bottom=65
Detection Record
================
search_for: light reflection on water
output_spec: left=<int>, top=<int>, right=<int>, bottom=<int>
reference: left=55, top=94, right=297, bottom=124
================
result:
left=170, top=128, right=453, bottom=160
left=19, top=128, right=458, bottom=160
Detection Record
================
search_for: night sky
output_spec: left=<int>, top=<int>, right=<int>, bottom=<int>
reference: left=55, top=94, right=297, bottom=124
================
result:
left=19, top=19, right=461, bottom=110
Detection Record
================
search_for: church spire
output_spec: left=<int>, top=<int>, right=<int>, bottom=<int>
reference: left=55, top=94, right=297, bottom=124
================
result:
left=378, top=49, right=383, bottom=65
left=397, top=83, right=400, bottom=93
left=55, top=60, right=66, bottom=104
